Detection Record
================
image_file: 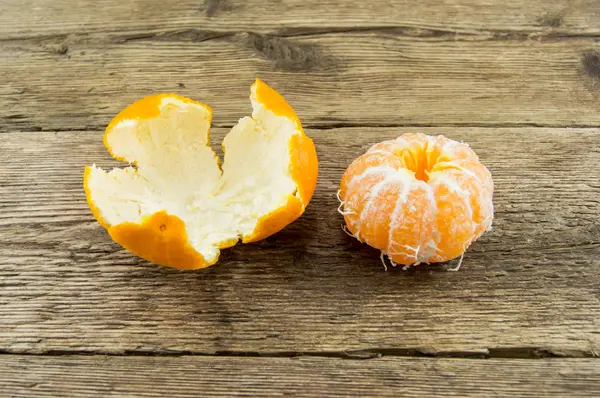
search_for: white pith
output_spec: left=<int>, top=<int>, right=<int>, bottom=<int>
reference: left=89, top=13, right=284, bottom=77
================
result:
left=87, top=91, right=300, bottom=264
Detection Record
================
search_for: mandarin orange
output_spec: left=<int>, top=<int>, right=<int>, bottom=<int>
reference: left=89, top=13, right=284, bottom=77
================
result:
left=338, top=133, right=493, bottom=269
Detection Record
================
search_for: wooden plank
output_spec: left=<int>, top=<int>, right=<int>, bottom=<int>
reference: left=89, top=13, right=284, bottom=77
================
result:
left=1, top=127, right=599, bottom=355
left=0, top=355, right=599, bottom=397
left=2, top=0, right=600, bottom=39
left=2, top=32, right=600, bottom=130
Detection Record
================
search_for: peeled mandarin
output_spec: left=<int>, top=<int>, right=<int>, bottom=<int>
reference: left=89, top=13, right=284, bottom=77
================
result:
left=338, top=133, right=493, bottom=268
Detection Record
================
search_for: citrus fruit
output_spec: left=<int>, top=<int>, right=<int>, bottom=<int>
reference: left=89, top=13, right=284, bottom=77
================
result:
left=84, top=79, right=318, bottom=269
left=338, top=133, right=493, bottom=269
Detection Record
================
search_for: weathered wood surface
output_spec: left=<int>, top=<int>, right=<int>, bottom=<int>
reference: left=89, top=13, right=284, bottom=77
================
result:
left=1, top=127, right=599, bottom=356
left=2, top=0, right=600, bottom=396
left=3, top=31, right=600, bottom=130
left=2, top=0, right=600, bottom=39
left=1, top=355, right=599, bottom=398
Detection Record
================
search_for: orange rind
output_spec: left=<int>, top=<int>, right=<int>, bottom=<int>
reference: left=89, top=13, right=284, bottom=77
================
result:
left=338, top=133, right=493, bottom=269
left=84, top=79, right=318, bottom=269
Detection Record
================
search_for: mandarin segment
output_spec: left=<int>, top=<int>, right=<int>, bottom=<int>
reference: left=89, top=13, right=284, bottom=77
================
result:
left=343, top=171, right=393, bottom=240
left=339, top=133, right=493, bottom=268
left=357, top=181, right=399, bottom=250
left=340, top=150, right=402, bottom=197
left=429, top=174, right=477, bottom=261
left=388, top=180, right=436, bottom=265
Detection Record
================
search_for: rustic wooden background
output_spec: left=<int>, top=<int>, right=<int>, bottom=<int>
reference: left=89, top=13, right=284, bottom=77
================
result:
left=1, top=0, right=600, bottom=396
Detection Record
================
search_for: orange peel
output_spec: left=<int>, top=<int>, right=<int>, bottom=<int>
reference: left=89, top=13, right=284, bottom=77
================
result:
left=339, top=133, right=493, bottom=269
left=84, top=79, right=318, bottom=269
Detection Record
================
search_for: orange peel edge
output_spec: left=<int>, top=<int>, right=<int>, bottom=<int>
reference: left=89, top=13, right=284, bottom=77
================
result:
left=243, top=79, right=318, bottom=242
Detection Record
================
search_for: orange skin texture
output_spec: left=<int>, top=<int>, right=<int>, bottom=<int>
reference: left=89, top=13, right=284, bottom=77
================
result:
left=84, top=167, right=212, bottom=269
left=290, top=133, right=319, bottom=205
left=243, top=79, right=318, bottom=242
left=85, top=79, right=317, bottom=269
left=339, top=133, right=493, bottom=266
left=109, top=211, right=211, bottom=270
left=243, top=195, right=304, bottom=243
left=253, top=78, right=301, bottom=129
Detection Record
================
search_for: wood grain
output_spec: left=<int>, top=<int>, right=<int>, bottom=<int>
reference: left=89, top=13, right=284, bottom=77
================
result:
left=2, top=30, right=600, bottom=130
left=1, top=355, right=599, bottom=397
left=3, top=1, right=600, bottom=396
left=1, top=127, right=599, bottom=355
left=2, top=0, right=600, bottom=39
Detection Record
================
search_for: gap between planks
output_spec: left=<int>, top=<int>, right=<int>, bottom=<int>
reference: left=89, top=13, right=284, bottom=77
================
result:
left=2, top=354, right=599, bottom=398
left=0, top=347, right=598, bottom=360
left=3, top=123, right=600, bottom=134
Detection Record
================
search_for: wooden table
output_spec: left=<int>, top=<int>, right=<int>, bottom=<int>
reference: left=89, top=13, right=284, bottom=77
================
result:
left=2, top=0, right=600, bottom=396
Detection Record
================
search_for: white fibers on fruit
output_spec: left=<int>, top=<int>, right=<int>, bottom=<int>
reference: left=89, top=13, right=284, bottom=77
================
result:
left=387, top=243, right=421, bottom=265
left=341, top=224, right=362, bottom=243
left=447, top=241, right=468, bottom=272
left=336, top=190, right=356, bottom=216
left=346, top=166, right=397, bottom=193
left=447, top=251, right=465, bottom=272
left=380, top=252, right=388, bottom=271
left=338, top=190, right=362, bottom=242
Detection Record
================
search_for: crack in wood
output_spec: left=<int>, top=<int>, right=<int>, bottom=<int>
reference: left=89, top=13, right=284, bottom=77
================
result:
left=115, top=30, right=234, bottom=44
left=2, top=27, right=600, bottom=45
